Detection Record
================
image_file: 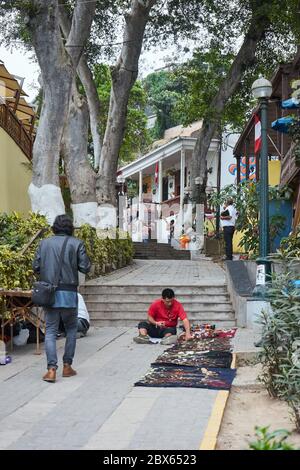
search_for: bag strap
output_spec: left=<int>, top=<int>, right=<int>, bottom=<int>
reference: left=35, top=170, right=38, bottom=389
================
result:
left=54, top=236, right=69, bottom=287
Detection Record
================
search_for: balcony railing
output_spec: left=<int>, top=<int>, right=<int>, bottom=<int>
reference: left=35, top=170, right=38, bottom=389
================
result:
left=0, top=103, right=33, bottom=161
left=280, top=142, right=299, bottom=186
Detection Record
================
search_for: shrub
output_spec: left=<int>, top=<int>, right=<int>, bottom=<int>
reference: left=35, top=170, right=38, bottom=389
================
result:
left=0, top=214, right=133, bottom=290
left=257, top=257, right=300, bottom=431
left=249, top=426, right=298, bottom=450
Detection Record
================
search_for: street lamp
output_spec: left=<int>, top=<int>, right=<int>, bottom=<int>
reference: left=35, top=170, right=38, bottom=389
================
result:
left=251, top=76, right=272, bottom=298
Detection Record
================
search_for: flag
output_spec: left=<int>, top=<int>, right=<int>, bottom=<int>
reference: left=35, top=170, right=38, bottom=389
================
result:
left=254, top=113, right=262, bottom=154
left=155, top=162, right=159, bottom=186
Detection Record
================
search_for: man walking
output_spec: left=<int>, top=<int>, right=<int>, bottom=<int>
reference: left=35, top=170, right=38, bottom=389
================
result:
left=134, top=288, right=193, bottom=345
left=33, top=215, right=91, bottom=382
left=220, top=198, right=237, bottom=261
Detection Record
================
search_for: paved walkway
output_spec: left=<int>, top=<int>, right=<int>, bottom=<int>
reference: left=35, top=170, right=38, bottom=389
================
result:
left=0, top=327, right=217, bottom=450
left=85, top=259, right=227, bottom=286
left=0, top=259, right=257, bottom=450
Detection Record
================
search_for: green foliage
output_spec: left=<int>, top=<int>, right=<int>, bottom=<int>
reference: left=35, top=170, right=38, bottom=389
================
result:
left=257, top=258, right=300, bottom=431
left=288, top=117, right=300, bottom=166
left=208, top=182, right=291, bottom=257
left=279, top=226, right=300, bottom=259
left=75, top=224, right=133, bottom=277
left=0, top=211, right=49, bottom=251
left=0, top=214, right=133, bottom=291
left=0, top=212, right=51, bottom=290
left=94, top=63, right=151, bottom=164
left=249, top=426, right=298, bottom=450
left=173, top=48, right=251, bottom=130
left=143, top=69, right=186, bottom=139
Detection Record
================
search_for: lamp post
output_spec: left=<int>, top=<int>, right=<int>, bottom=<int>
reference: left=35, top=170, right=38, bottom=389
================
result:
left=251, top=76, right=272, bottom=297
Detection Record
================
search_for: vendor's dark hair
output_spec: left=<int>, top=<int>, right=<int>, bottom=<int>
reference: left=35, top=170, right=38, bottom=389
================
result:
left=52, top=214, right=74, bottom=236
left=162, top=288, right=175, bottom=299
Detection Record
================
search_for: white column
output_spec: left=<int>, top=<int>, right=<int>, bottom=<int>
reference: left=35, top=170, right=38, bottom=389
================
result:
left=180, top=147, right=185, bottom=208
left=157, top=160, right=163, bottom=243
left=139, top=170, right=143, bottom=203
left=180, top=146, right=185, bottom=228
left=158, top=160, right=163, bottom=203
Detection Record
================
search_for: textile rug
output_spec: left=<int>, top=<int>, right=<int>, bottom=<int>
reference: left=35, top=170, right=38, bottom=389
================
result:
left=134, top=334, right=236, bottom=390
left=152, top=350, right=233, bottom=369
left=134, top=365, right=236, bottom=390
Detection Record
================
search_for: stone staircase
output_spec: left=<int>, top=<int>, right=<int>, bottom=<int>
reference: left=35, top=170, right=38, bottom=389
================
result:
left=133, top=240, right=190, bottom=260
left=80, top=284, right=236, bottom=328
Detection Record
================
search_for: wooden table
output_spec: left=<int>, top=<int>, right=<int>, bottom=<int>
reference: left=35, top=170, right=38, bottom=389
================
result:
left=0, top=289, right=45, bottom=354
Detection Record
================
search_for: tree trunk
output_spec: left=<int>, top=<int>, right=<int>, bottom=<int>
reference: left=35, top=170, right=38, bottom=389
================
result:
left=27, top=0, right=73, bottom=223
left=27, top=0, right=96, bottom=224
left=59, top=3, right=102, bottom=170
left=61, top=81, right=97, bottom=227
left=78, top=58, right=102, bottom=170
left=97, top=0, right=157, bottom=206
left=191, top=6, right=271, bottom=203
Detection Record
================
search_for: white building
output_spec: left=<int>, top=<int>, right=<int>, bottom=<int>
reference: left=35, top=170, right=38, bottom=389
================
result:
left=117, top=122, right=220, bottom=245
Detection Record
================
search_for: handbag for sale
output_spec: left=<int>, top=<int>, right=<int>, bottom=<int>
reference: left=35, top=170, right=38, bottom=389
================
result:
left=32, top=237, right=69, bottom=307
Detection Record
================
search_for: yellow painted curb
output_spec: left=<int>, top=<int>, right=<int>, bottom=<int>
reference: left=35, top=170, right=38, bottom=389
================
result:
left=199, top=352, right=237, bottom=450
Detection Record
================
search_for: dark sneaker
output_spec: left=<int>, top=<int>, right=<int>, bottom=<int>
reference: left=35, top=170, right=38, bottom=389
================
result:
left=161, top=335, right=178, bottom=345
left=133, top=334, right=152, bottom=344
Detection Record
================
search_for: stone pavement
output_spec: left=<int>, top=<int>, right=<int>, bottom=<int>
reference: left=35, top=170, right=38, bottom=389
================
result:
left=85, top=259, right=227, bottom=286
left=0, top=259, right=258, bottom=450
left=0, top=327, right=218, bottom=450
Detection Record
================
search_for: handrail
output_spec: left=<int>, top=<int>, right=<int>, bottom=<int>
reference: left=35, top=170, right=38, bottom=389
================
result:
left=0, top=103, right=33, bottom=161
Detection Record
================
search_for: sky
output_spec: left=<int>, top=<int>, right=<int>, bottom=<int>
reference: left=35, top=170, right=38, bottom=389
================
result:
left=0, top=37, right=195, bottom=103
left=0, top=45, right=40, bottom=102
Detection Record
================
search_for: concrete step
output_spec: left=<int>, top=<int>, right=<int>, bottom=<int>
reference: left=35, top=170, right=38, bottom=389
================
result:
left=83, top=294, right=230, bottom=303
left=133, top=253, right=191, bottom=261
left=86, top=302, right=234, bottom=313
left=90, top=311, right=234, bottom=321
left=90, top=319, right=237, bottom=328
left=81, top=285, right=228, bottom=295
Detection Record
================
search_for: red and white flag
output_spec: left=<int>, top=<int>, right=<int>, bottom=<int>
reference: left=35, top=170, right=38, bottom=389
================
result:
left=254, top=113, right=262, bottom=154
left=155, top=162, right=159, bottom=186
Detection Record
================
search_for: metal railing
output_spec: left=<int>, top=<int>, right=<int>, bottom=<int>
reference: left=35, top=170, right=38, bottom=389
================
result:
left=0, top=103, right=33, bottom=161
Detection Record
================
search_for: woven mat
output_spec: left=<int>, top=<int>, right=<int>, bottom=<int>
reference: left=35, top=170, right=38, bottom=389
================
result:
left=134, top=365, right=236, bottom=390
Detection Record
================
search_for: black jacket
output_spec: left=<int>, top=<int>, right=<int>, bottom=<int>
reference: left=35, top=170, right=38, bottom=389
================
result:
left=33, top=234, right=91, bottom=291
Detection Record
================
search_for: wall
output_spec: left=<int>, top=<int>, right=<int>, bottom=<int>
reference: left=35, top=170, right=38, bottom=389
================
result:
left=0, top=128, right=32, bottom=214
left=221, top=132, right=240, bottom=188
left=233, top=160, right=282, bottom=253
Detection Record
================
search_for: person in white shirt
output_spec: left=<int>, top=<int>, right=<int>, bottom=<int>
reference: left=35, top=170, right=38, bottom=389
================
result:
left=77, top=293, right=90, bottom=337
left=220, top=198, right=237, bottom=261
left=57, top=293, right=90, bottom=338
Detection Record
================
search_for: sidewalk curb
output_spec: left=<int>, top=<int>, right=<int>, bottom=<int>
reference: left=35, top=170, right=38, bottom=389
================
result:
left=199, top=352, right=237, bottom=450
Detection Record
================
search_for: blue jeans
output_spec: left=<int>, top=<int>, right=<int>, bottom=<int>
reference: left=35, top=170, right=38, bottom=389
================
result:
left=44, top=308, right=78, bottom=369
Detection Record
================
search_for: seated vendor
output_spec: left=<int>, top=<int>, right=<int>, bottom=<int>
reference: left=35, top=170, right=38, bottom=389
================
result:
left=133, top=288, right=193, bottom=345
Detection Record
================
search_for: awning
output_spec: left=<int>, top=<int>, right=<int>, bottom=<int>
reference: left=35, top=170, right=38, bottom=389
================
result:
left=281, top=98, right=300, bottom=109
left=0, top=62, right=28, bottom=99
left=271, top=117, right=294, bottom=134
left=0, top=61, right=35, bottom=133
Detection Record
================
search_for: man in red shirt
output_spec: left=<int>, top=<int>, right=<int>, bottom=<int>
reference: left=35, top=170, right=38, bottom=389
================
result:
left=133, top=288, right=193, bottom=345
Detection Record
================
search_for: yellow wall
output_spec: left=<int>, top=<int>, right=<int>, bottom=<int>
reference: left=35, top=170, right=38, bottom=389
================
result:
left=0, top=128, right=32, bottom=214
left=268, top=160, right=281, bottom=186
